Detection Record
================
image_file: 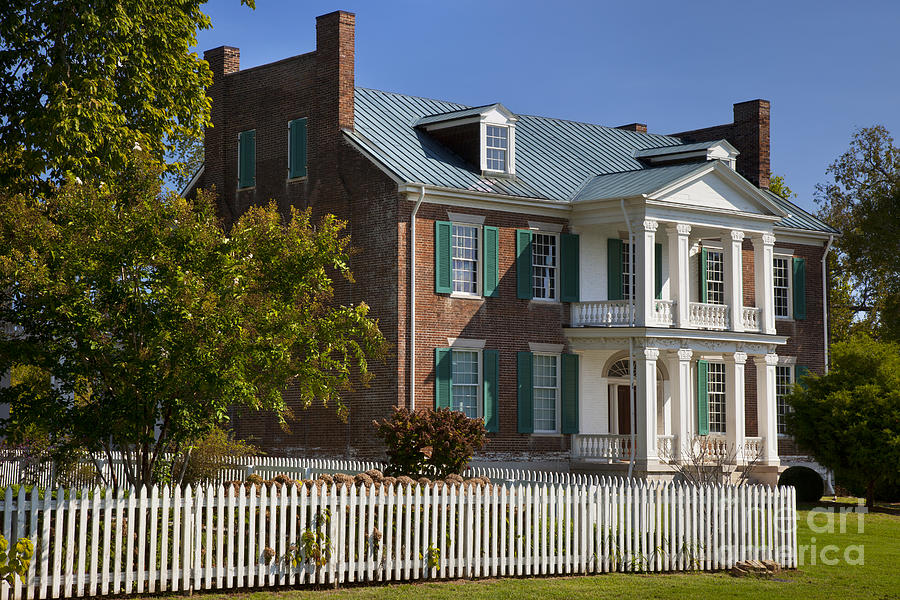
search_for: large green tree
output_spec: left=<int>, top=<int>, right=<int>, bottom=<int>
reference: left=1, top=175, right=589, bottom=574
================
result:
left=0, top=153, right=386, bottom=488
left=0, top=0, right=253, bottom=192
left=816, top=126, right=900, bottom=341
left=785, top=335, right=900, bottom=508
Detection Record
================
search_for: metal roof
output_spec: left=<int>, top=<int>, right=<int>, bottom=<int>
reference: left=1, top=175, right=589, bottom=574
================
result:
left=573, top=163, right=708, bottom=202
left=634, top=140, right=732, bottom=158
left=350, top=87, right=837, bottom=235
left=415, top=104, right=502, bottom=127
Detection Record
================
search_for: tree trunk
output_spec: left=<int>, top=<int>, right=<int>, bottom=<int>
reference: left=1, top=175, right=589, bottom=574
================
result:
left=866, top=479, right=876, bottom=510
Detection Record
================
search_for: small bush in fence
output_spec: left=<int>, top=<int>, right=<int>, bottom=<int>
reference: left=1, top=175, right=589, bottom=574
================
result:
left=167, top=427, right=259, bottom=486
left=374, top=407, right=487, bottom=479
left=0, top=534, right=33, bottom=588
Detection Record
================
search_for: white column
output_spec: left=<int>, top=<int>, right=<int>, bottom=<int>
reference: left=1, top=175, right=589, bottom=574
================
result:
left=670, top=348, right=693, bottom=462
left=756, top=353, right=781, bottom=466
left=635, top=347, right=659, bottom=463
left=636, top=219, right=658, bottom=326
left=724, top=230, right=745, bottom=332
left=725, top=351, right=747, bottom=463
left=667, top=223, right=691, bottom=328
left=753, top=233, right=777, bottom=334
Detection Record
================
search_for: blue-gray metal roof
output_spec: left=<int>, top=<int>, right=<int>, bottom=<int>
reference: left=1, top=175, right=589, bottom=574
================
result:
left=415, top=104, right=501, bottom=127
left=350, top=87, right=837, bottom=235
left=763, top=189, right=839, bottom=234
left=573, top=163, right=708, bottom=202
left=634, top=140, right=729, bottom=158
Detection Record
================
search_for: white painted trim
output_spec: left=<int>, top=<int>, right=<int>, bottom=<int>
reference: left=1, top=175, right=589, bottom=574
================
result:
left=446, top=212, right=485, bottom=225
left=448, top=222, right=484, bottom=297
left=448, top=347, right=484, bottom=419
left=773, top=247, right=795, bottom=256
left=772, top=228, right=834, bottom=244
left=529, top=342, right=564, bottom=353
left=777, top=355, right=797, bottom=365
left=447, top=337, right=486, bottom=349
left=180, top=164, right=204, bottom=197
left=400, top=184, right=570, bottom=217
left=532, top=352, right=562, bottom=434
left=528, top=221, right=564, bottom=232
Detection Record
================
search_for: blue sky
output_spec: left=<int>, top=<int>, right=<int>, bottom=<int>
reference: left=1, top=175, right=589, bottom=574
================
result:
left=196, top=0, right=900, bottom=213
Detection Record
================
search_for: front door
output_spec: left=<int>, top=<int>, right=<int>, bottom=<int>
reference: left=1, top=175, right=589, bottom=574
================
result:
left=617, top=385, right=632, bottom=435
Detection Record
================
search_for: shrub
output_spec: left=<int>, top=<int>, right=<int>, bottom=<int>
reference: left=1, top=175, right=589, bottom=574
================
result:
left=779, top=466, right=825, bottom=503
left=0, top=534, right=34, bottom=587
left=172, top=427, right=258, bottom=486
left=374, top=407, right=487, bottom=479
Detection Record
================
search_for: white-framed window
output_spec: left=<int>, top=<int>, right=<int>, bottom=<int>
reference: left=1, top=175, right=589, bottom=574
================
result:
left=622, top=240, right=636, bottom=301
left=532, top=232, right=558, bottom=300
left=533, top=353, right=560, bottom=433
left=707, top=362, right=726, bottom=434
left=451, top=349, right=481, bottom=419
left=452, top=223, right=480, bottom=296
left=776, top=364, right=794, bottom=435
left=706, top=250, right=724, bottom=305
left=484, top=125, right=508, bottom=172
left=773, top=256, right=791, bottom=318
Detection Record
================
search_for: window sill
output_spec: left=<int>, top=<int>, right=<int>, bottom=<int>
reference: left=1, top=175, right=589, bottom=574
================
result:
left=530, top=298, right=560, bottom=304
left=531, top=432, right=563, bottom=437
left=450, top=292, right=484, bottom=301
left=287, top=175, right=308, bottom=183
left=237, top=185, right=256, bottom=191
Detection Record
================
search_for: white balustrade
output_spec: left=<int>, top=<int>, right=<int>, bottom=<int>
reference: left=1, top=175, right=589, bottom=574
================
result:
left=742, top=306, right=762, bottom=332
left=742, top=437, right=764, bottom=462
left=571, top=301, right=634, bottom=327
left=572, top=434, right=634, bottom=461
left=688, top=302, right=730, bottom=329
left=653, top=299, right=675, bottom=326
left=657, top=434, right=676, bottom=463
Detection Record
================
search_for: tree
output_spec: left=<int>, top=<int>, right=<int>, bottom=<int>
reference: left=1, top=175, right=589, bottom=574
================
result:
left=768, top=173, right=796, bottom=200
left=785, top=335, right=900, bottom=508
left=0, top=0, right=253, bottom=193
left=815, top=126, right=900, bottom=341
left=0, top=152, right=387, bottom=489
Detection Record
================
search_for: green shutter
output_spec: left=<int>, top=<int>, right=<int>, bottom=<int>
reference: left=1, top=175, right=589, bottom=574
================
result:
left=288, top=118, right=308, bottom=179
left=483, top=226, right=500, bottom=298
left=435, top=348, right=452, bottom=409
left=697, top=359, right=709, bottom=435
left=560, top=233, right=580, bottom=303
left=561, top=353, right=579, bottom=434
left=607, top=238, right=623, bottom=301
left=793, top=257, right=807, bottom=320
left=435, top=221, right=452, bottom=294
left=516, top=230, right=533, bottom=299
left=795, top=364, right=810, bottom=390
left=238, top=130, right=256, bottom=189
left=483, top=350, right=499, bottom=432
left=655, top=243, right=663, bottom=300
left=517, top=352, right=534, bottom=433
left=699, top=248, right=708, bottom=303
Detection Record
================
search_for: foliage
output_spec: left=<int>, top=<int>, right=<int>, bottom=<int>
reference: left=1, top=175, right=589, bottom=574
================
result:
left=778, top=466, right=824, bottom=503
left=0, top=0, right=254, bottom=194
left=815, top=126, right=900, bottom=341
left=0, top=152, right=387, bottom=489
left=169, top=427, right=258, bottom=487
left=0, top=534, right=33, bottom=588
left=785, top=334, right=900, bottom=508
left=768, top=173, right=796, bottom=199
left=166, top=131, right=205, bottom=193
left=282, top=509, right=332, bottom=572
left=374, top=407, right=488, bottom=479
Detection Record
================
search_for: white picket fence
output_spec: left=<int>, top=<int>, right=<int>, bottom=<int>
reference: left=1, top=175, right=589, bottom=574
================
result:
left=0, top=479, right=797, bottom=599
left=0, top=451, right=601, bottom=489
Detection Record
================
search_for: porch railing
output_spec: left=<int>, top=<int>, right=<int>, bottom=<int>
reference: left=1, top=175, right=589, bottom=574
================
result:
left=653, top=299, right=675, bottom=326
left=571, top=301, right=634, bottom=327
left=742, top=306, right=762, bottom=332
left=688, top=302, right=729, bottom=329
left=572, top=434, right=679, bottom=463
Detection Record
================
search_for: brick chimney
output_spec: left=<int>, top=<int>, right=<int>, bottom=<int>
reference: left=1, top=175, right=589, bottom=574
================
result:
left=616, top=123, right=648, bottom=133
left=316, top=11, right=355, bottom=132
left=203, top=46, right=240, bottom=204
left=670, top=99, right=771, bottom=189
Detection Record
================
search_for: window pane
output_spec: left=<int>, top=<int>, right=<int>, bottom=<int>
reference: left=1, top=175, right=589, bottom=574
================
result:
left=452, top=224, right=479, bottom=294
left=622, top=241, right=635, bottom=301
left=532, top=233, right=557, bottom=299
left=451, top=350, right=479, bottom=419
left=533, top=355, right=559, bottom=431
left=707, top=362, right=726, bottom=434
left=776, top=365, right=793, bottom=434
left=706, top=251, right=724, bottom=305
left=773, top=257, right=790, bottom=317
left=485, top=126, right=508, bottom=171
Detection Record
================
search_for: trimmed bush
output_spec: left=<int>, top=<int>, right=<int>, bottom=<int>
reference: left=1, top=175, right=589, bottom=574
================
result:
left=374, top=407, right=487, bottom=479
left=779, top=466, right=825, bottom=502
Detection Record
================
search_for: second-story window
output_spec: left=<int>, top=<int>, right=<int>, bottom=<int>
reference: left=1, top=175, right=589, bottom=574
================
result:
left=705, top=250, right=724, bottom=305
left=485, top=125, right=508, bottom=172
left=238, top=129, right=256, bottom=189
left=622, top=241, right=635, bottom=300
left=532, top=233, right=558, bottom=300
left=707, top=362, right=726, bottom=434
left=452, top=224, right=479, bottom=295
left=773, top=256, right=791, bottom=318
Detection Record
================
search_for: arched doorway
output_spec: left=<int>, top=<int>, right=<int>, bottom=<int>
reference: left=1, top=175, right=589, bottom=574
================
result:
left=603, top=353, right=668, bottom=435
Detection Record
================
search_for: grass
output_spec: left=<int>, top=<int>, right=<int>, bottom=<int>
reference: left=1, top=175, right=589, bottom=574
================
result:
left=161, top=506, right=900, bottom=600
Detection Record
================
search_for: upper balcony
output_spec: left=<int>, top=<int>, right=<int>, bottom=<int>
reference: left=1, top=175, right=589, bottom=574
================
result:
left=572, top=299, right=763, bottom=332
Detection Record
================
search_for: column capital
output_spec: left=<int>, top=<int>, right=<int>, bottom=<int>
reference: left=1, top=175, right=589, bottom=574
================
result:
left=641, top=219, right=659, bottom=233
left=763, top=353, right=779, bottom=366
left=677, top=348, right=693, bottom=362
left=642, top=347, right=660, bottom=361
left=731, top=351, right=748, bottom=365
left=730, top=230, right=746, bottom=242
left=667, top=223, right=692, bottom=236
left=753, top=233, right=776, bottom=247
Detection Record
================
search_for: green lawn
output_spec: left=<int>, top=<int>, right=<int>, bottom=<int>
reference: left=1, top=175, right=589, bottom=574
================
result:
left=164, top=506, right=900, bottom=600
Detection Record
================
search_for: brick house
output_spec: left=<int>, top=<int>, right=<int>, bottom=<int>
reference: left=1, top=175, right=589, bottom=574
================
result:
left=187, top=11, right=837, bottom=483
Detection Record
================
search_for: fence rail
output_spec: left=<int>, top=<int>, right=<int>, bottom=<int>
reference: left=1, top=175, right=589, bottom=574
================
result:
left=0, top=479, right=797, bottom=599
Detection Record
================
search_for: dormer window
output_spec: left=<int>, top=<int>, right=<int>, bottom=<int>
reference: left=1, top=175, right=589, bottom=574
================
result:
left=485, top=125, right=508, bottom=172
